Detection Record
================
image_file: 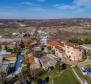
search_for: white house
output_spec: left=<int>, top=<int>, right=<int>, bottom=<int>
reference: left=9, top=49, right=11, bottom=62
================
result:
left=81, top=44, right=91, bottom=56
left=48, top=41, right=64, bottom=58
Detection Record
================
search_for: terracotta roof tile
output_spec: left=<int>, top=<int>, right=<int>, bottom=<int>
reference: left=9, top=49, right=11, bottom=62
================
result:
left=26, top=56, right=35, bottom=64
left=65, top=42, right=82, bottom=51
left=48, top=41, right=64, bottom=51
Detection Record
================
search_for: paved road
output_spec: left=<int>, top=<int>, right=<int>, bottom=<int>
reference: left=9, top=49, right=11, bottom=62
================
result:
left=78, top=60, right=91, bottom=67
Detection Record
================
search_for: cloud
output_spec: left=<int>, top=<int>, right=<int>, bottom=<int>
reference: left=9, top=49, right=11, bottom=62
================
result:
left=54, top=4, right=77, bottom=10
left=21, top=2, right=33, bottom=6
left=54, top=0, right=91, bottom=10
left=36, top=0, right=46, bottom=2
left=75, top=0, right=91, bottom=8
left=20, top=1, right=39, bottom=7
left=20, top=1, right=46, bottom=12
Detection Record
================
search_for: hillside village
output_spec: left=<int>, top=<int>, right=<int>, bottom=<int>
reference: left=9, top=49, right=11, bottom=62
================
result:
left=0, top=28, right=91, bottom=84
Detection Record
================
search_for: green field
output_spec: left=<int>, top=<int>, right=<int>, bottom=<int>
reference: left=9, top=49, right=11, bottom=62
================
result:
left=74, top=67, right=91, bottom=84
left=50, top=67, right=80, bottom=84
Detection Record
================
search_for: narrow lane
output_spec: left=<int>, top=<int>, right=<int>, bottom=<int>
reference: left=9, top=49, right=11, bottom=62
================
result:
left=15, top=53, right=24, bottom=71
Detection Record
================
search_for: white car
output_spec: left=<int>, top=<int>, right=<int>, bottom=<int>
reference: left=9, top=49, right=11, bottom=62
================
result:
left=20, top=60, right=22, bottom=63
left=80, top=67, right=87, bottom=75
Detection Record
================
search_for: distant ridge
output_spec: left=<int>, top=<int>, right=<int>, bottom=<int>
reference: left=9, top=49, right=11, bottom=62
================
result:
left=0, top=18, right=91, bottom=28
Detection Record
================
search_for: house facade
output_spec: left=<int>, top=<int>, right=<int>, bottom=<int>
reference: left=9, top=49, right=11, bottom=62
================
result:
left=48, top=41, right=64, bottom=58
left=64, top=42, right=82, bottom=61
left=81, top=44, right=91, bottom=56
left=48, top=41, right=83, bottom=61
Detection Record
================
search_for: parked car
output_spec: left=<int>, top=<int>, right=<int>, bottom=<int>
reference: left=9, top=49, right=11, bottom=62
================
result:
left=80, top=67, right=87, bottom=75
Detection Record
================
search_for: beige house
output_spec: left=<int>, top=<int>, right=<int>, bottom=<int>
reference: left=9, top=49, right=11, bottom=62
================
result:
left=64, top=42, right=82, bottom=61
left=48, top=41, right=83, bottom=61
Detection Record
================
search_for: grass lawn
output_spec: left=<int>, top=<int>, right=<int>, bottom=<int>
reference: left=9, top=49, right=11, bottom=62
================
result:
left=86, top=76, right=91, bottom=84
left=50, top=66, right=80, bottom=84
left=81, top=55, right=87, bottom=62
left=87, top=56, right=91, bottom=60
left=74, top=67, right=85, bottom=80
left=85, top=65, right=91, bottom=69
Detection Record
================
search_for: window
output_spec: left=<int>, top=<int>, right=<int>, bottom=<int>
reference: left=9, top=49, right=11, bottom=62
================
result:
left=69, top=55, right=71, bottom=58
left=79, top=54, right=81, bottom=56
left=71, top=52, right=73, bottom=54
left=67, top=51, right=69, bottom=53
left=67, top=46, right=69, bottom=48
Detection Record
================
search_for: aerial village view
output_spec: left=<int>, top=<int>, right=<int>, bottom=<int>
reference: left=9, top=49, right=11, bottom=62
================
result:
left=0, top=0, right=91, bottom=84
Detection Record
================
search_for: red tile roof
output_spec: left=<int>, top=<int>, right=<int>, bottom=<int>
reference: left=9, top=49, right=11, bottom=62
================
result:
left=48, top=41, right=64, bottom=51
left=26, top=56, right=35, bottom=64
left=48, top=41, right=82, bottom=51
left=0, top=42, right=14, bottom=45
left=55, top=46, right=64, bottom=51
left=65, top=42, right=82, bottom=51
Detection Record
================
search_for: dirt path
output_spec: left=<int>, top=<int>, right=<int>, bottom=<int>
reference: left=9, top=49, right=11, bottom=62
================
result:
left=72, top=67, right=88, bottom=84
